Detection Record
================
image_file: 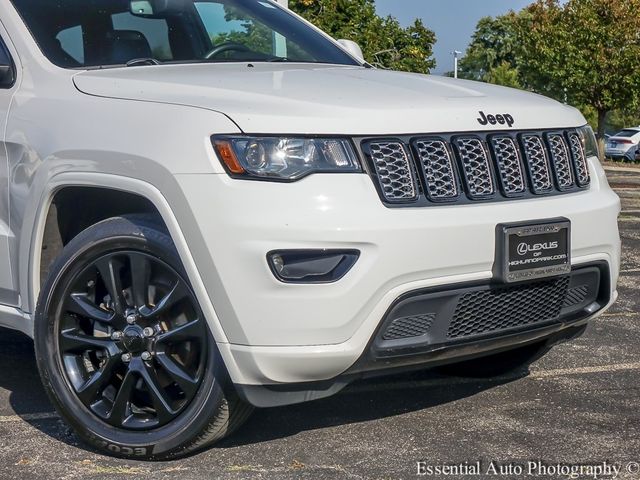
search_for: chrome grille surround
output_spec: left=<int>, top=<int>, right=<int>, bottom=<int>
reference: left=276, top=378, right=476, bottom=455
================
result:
left=368, top=141, right=418, bottom=202
left=413, top=139, right=459, bottom=201
left=547, top=133, right=574, bottom=190
left=491, top=136, right=526, bottom=195
left=454, top=137, right=495, bottom=198
left=522, top=135, right=554, bottom=194
left=568, top=133, right=591, bottom=187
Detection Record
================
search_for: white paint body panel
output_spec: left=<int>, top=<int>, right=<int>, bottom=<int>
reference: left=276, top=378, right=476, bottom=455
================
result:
left=0, top=1, right=622, bottom=388
left=73, top=64, right=585, bottom=136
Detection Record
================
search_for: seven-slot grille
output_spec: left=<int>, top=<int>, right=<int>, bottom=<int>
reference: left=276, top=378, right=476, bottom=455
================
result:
left=364, top=130, right=590, bottom=205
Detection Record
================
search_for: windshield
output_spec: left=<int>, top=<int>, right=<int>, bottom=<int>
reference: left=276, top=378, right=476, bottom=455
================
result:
left=613, top=129, right=640, bottom=138
left=10, top=0, right=359, bottom=68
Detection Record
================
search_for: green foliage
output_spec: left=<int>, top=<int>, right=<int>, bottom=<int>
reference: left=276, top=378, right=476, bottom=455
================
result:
left=458, top=14, right=521, bottom=82
left=458, top=0, right=640, bottom=140
left=211, top=5, right=274, bottom=57
left=608, top=108, right=640, bottom=134
left=288, top=0, right=436, bottom=73
left=517, top=0, right=640, bottom=139
left=484, top=61, right=522, bottom=89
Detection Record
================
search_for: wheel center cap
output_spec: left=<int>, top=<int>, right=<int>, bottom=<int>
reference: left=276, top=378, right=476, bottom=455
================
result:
left=122, top=326, right=145, bottom=353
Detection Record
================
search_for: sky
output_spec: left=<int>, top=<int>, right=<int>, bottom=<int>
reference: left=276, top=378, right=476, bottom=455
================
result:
left=374, top=0, right=534, bottom=75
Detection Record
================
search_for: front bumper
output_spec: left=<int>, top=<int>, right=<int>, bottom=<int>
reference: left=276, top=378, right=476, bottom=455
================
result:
left=174, top=157, right=621, bottom=387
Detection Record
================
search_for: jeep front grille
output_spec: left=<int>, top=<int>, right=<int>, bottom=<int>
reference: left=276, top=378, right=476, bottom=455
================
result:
left=363, top=129, right=590, bottom=207
left=547, top=133, right=574, bottom=190
left=522, top=134, right=554, bottom=194
left=568, top=132, right=591, bottom=187
left=413, top=139, right=459, bottom=200
left=491, top=136, right=526, bottom=196
left=455, top=137, right=495, bottom=198
left=368, top=141, right=417, bottom=202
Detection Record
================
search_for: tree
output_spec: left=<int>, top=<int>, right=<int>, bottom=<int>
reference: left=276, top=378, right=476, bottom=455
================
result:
left=289, top=0, right=436, bottom=73
left=517, top=0, right=640, bottom=140
left=485, top=61, right=522, bottom=89
left=458, top=14, right=521, bottom=82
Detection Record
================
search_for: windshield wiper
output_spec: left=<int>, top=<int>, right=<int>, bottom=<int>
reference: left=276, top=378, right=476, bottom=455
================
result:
left=125, top=58, right=162, bottom=67
left=267, top=57, right=291, bottom=62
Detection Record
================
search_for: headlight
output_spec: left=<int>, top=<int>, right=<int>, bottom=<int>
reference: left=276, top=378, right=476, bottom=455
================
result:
left=212, top=136, right=361, bottom=181
left=577, top=125, right=600, bottom=160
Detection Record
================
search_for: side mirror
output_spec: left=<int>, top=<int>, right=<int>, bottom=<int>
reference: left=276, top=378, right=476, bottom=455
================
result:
left=338, top=39, right=364, bottom=61
left=0, top=64, right=14, bottom=87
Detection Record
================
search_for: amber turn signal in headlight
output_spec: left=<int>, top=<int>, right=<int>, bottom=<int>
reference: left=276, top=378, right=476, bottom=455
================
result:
left=213, top=136, right=361, bottom=181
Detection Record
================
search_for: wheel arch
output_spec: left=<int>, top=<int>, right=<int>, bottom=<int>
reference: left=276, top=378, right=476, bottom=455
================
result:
left=24, top=173, right=233, bottom=354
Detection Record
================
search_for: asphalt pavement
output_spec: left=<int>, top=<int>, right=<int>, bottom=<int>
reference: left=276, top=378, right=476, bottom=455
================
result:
left=0, top=168, right=638, bottom=480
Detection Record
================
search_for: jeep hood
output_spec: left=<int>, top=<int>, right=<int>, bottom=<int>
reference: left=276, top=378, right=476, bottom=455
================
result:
left=73, top=63, right=585, bottom=135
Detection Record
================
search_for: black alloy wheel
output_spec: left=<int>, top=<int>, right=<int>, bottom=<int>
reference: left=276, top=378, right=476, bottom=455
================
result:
left=58, top=250, right=207, bottom=430
left=35, top=215, right=253, bottom=459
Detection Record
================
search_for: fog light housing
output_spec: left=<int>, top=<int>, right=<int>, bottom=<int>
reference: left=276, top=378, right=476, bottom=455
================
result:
left=267, top=250, right=360, bottom=284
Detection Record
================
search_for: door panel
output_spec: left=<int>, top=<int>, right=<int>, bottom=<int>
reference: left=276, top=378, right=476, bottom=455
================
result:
left=0, top=32, right=19, bottom=306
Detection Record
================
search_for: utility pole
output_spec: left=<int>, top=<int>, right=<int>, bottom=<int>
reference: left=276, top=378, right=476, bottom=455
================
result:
left=452, top=50, right=461, bottom=79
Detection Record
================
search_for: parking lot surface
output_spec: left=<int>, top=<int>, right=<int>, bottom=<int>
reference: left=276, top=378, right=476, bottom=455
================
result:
left=0, top=168, right=638, bottom=480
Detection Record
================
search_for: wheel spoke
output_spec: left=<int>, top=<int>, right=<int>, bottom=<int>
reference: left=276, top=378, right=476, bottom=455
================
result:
left=155, top=352, right=199, bottom=397
left=141, top=281, right=188, bottom=319
left=108, top=369, right=136, bottom=426
left=96, top=256, right=127, bottom=316
left=129, top=253, right=151, bottom=308
left=60, top=329, right=114, bottom=353
left=156, top=318, right=203, bottom=345
left=67, top=293, right=115, bottom=324
left=76, top=355, right=119, bottom=405
left=139, top=362, right=175, bottom=423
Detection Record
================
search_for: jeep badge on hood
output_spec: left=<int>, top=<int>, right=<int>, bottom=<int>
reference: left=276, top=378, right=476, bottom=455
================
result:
left=477, top=111, right=515, bottom=128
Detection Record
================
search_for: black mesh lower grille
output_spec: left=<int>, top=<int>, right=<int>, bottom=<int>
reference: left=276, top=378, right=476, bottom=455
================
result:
left=447, top=277, right=571, bottom=339
left=382, top=313, right=435, bottom=340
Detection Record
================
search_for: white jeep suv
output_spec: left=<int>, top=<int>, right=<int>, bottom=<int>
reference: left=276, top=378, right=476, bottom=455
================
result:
left=0, top=0, right=620, bottom=459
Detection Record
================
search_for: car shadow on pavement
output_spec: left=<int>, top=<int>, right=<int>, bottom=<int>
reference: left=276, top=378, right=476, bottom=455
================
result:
left=0, top=326, right=527, bottom=454
left=0, top=329, right=54, bottom=416
left=218, top=368, right=527, bottom=449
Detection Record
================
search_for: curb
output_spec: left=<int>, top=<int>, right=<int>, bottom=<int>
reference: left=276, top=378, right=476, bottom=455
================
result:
left=604, top=165, right=640, bottom=173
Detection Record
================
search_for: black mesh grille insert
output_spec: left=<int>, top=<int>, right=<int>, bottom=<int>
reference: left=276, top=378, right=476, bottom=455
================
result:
left=383, top=313, right=436, bottom=340
left=447, top=276, right=571, bottom=339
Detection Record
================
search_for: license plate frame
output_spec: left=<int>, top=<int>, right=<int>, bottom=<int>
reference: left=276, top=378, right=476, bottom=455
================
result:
left=494, top=218, right=571, bottom=284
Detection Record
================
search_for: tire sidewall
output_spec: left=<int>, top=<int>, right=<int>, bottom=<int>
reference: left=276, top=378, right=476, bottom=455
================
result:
left=34, top=217, right=227, bottom=459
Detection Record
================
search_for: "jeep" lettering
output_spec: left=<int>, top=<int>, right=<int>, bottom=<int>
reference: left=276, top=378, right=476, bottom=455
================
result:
left=477, top=111, right=515, bottom=128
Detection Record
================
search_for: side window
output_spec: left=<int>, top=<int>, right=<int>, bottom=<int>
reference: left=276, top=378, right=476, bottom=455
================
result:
left=56, top=26, right=84, bottom=64
left=0, top=40, right=10, bottom=65
left=111, top=12, right=173, bottom=60
left=0, top=37, right=15, bottom=89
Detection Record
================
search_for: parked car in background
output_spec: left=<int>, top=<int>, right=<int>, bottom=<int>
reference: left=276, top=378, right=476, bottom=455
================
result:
left=605, top=127, right=640, bottom=160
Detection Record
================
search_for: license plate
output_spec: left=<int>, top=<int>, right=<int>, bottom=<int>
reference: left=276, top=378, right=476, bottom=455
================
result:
left=495, top=219, right=571, bottom=283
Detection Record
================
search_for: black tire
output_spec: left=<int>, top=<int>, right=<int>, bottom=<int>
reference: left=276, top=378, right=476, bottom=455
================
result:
left=34, top=215, right=253, bottom=460
left=438, top=341, right=550, bottom=378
